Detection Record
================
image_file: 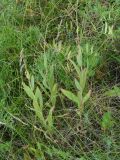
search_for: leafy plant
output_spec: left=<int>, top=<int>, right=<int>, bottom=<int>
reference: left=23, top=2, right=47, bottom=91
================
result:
left=61, top=45, right=91, bottom=115
left=23, top=66, right=57, bottom=133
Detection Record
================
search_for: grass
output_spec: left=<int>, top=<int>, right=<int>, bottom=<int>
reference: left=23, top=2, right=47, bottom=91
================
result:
left=0, top=0, right=120, bottom=159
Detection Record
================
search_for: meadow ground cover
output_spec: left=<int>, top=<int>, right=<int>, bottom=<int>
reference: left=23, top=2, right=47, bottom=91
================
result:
left=0, top=0, right=120, bottom=159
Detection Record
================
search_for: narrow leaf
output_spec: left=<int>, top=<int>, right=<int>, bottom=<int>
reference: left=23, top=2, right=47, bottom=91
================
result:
left=46, top=107, right=54, bottom=131
left=44, top=54, right=48, bottom=70
left=35, top=87, right=43, bottom=109
left=22, top=82, right=35, bottom=100
left=83, top=90, right=91, bottom=104
left=80, top=69, right=87, bottom=91
left=61, top=89, right=79, bottom=105
left=33, top=99, right=45, bottom=125
left=77, top=45, right=82, bottom=67
left=70, top=60, right=80, bottom=77
left=51, top=83, right=57, bottom=106
left=74, top=79, right=81, bottom=91
left=30, top=75, right=34, bottom=91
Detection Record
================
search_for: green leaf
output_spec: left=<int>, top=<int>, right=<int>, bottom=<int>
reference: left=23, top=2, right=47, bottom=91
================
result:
left=77, top=45, right=82, bottom=67
left=35, top=87, right=43, bottom=109
left=43, top=76, right=48, bottom=89
left=105, top=86, right=120, bottom=97
left=46, top=107, right=54, bottom=132
left=74, top=78, right=81, bottom=91
left=101, top=112, right=113, bottom=130
left=70, top=60, right=81, bottom=77
left=80, top=69, right=87, bottom=91
left=83, top=90, right=91, bottom=104
left=44, top=54, right=48, bottom=70
left=61, top=89, right=79, bottom=105
left=77, top=91, right=82, bottom=104
left=51, top=83, right=57, bottom=106
left=30, top=75, right=34, bottom=91
left=22, top=82, right=35, bottom=100
left=33, top=99, right=45, bottom=125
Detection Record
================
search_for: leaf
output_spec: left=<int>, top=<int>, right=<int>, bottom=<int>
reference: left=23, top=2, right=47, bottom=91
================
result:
left=83, top=90, right=91, bottom=104
left=51, top=83, right=57, bottom=106
left=33, top=99, right=45, bottom=126
left=74, top=78, right=81, bottom=91
left=46, top=107, right=54, bottom=132
left=77, top=91, right=82, bottom=104
left=105, top=86, right=120, bottom=97
left=35, top=87, right=43, bottom=109
left=22, top=82, right=35, bottom=100
left=25, top=70, right=30, bottom=80
left=70, top=60, right=80, bottom=77
left=43, top=76, right=48, bottom=89
left=61, top=89, right=79, bottom=105
left=80, top=69, right=87, bottom=91
left=30, top=75, right=34, bottom=91
left=104, top=22, right=108, bottom=34
left=77, top=45, right=82, bottom=67
left=101, top=112, right=113, bottom=130
left=44, top=54, right=48, bottom=70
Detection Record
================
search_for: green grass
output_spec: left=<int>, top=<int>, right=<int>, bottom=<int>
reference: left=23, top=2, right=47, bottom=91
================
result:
left=0, top=0, right=120, bottom=159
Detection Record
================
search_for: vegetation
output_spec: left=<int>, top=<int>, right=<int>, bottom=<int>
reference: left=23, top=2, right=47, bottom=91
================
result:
left=0, top=0, right=120, bottom=159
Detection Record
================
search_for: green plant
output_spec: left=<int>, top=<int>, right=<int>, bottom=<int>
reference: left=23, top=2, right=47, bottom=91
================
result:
left=101, top=112, right=114, bottom=131
left=61, top=45, right=91, bottom=115
left=105, top=86, right=120, bottom=97
left=23, top=63, right=57, bottom=133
